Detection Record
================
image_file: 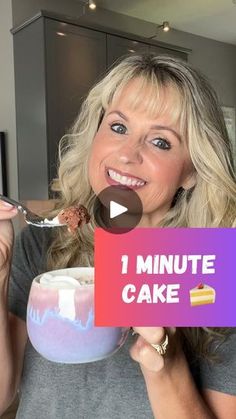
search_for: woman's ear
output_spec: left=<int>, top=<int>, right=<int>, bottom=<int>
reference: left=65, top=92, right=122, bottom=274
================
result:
left=181, top=171, right=197, bottom=190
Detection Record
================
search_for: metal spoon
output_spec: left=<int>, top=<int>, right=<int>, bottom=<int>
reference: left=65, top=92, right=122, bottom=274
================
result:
left=0, top=194, right=65, bottom=228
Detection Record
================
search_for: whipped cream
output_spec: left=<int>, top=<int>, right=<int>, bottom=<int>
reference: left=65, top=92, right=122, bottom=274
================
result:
left=40, top=273, right=81, bottom=289
left=42, top=216, right=61, bottom=225
left=78, top=276, right=94, bottom=286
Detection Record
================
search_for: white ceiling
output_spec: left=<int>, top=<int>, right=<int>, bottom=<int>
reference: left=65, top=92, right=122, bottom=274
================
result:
left=96, top=0, right=236, bottom=46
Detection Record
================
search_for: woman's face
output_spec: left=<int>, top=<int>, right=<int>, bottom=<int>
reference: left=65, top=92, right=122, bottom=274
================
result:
left=88, top=79, right=195, bottom=226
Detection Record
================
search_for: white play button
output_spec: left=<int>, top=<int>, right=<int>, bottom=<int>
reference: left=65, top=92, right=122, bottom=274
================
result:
left=110, top=200, right=128, bottom=219
left=94, top=186, right=143, bottom=234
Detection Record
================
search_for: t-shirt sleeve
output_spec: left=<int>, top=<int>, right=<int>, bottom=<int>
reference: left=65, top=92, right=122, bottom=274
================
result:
left=198, top=330, right=236, bottom=395
left=8, top=226, right=49, bottom=322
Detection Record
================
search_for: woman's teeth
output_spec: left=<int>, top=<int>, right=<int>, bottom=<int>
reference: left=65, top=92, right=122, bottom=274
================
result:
left=107, top=169, right=145, bottom=187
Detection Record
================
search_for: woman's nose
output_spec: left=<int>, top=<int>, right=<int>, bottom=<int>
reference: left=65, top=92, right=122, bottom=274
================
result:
left=118, top=143, right=143, bottom=164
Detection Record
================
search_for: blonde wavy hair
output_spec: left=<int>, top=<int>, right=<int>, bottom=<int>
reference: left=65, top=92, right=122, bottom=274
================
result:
left=46, top=54, right=236, bottom=360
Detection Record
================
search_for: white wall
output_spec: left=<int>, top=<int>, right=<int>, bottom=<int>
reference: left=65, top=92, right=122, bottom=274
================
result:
left=0, top=0, right=18, bottom=199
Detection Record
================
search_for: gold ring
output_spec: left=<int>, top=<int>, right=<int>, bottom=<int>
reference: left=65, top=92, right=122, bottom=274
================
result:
left=151, top=334, right=169, bottom=355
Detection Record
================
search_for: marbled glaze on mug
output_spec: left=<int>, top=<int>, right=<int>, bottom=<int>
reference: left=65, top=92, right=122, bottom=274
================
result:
left=27, top=267, right=129, bottom=363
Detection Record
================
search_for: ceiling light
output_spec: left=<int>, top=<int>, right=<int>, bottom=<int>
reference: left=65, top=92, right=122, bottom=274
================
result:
left=88, top=0, right=96, bottom=10
left=149, top=21, right=171, bottom=39
left=162, top=21, right=170, bottom=32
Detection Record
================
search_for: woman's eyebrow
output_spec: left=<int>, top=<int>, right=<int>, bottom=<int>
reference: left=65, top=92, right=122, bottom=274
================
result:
left=106, top=111, right=181, bottom=143
left=151, top=125, right=182, bottom=143
left=106, top=110, right=128, bottom=121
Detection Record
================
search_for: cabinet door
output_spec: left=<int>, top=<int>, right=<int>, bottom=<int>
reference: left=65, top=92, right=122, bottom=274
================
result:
left=14, top=18, right=49, bottom=200
left=107, top=34, right=149, bottom=68
left=45, top=19, right=106, bottom=184
left=107, top=34, right=187, bottom=70
left=149, top=45, right=187, bottom=61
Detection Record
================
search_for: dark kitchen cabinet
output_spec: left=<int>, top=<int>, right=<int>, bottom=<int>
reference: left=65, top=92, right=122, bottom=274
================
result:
left=107, top=34, right=149, bottom=67
left=107, top=34, right=187, bottom=68
left=149, top=44, right=187, bottom=60
left=13, top=13, right=189, bottom=199
left=13, top=17, right=106, bottom=199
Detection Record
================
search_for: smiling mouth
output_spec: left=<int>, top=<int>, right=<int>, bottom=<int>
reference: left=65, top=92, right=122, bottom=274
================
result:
left=106, top=168, right=147, bottom=189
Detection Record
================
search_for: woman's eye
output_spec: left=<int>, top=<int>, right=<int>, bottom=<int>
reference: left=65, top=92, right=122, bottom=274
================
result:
left=110, top=123, right=127, bottom=134
left=152, top=138, right=171, bottom=150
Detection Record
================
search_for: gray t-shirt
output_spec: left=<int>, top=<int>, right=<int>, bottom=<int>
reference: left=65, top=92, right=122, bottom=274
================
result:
left=8, top=226, right=236, bottom=419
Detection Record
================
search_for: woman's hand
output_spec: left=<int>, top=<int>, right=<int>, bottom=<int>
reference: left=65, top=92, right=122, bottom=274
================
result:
left=129, top=327, right=178, bottom=375
left=0, top=200, right=18, bottom=277
left=130, top=328, right=219, bottom=419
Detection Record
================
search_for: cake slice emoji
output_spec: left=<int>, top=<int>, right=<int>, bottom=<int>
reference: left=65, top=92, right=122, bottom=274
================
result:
left=190, top=283, right=216, bottom=306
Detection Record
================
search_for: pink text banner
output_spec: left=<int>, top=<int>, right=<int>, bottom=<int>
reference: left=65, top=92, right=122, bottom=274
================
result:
left=95, top=228, right=235, bottom=327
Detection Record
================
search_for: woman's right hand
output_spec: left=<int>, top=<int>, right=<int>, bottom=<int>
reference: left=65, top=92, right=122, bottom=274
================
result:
left=0, top=201, right=18, bottom=275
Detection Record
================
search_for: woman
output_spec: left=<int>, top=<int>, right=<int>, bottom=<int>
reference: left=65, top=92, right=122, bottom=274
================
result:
left=0, top=54, right=236, bottom=418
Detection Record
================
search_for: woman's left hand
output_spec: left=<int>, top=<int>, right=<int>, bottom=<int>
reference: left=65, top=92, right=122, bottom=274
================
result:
left=129, top=327, right=178, bottom=374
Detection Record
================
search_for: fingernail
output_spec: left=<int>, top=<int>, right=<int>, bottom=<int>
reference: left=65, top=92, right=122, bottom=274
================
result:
left=1, top=201, right=14, bottom=208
